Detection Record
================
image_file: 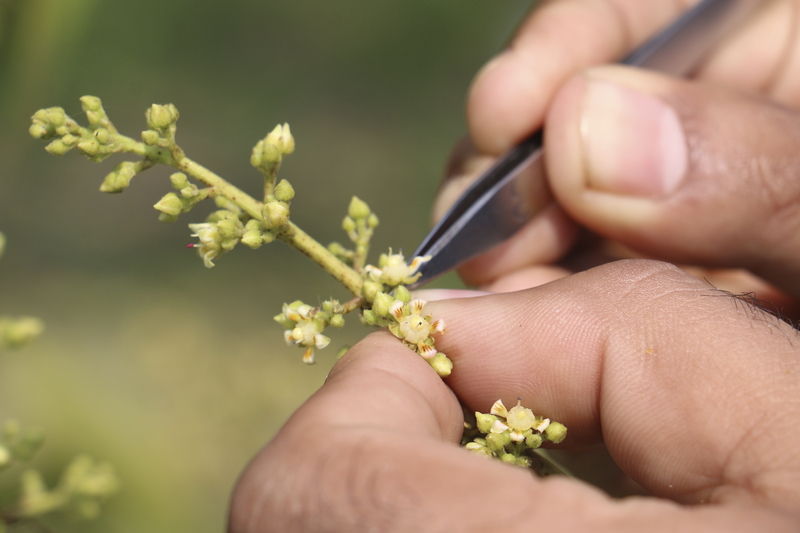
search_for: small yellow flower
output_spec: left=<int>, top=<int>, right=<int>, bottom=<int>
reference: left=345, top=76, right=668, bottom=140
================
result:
left=188, top=223, right=222, bottom=268
left=365, top=251, right=430, bottom=287
left=279, top=302, right=330, bottom=365
left=506, top=403, right=538, bottom=431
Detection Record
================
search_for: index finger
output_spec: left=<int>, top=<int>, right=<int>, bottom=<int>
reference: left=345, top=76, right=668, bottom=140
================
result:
left=427, top=260, right=800, bottom=509
left=469, top=0, right=690, bottom=154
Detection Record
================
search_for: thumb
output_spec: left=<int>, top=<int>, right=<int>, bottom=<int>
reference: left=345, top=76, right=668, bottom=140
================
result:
left=545, top=65, right=800, bottom=297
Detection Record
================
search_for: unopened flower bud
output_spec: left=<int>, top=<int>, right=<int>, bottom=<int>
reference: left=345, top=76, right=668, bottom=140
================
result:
left=45, top=139, right=69, bottom=156
left=141, top=129, right=160, bottom=145
left=544, top=422, right=567, bottom=444
left=330, top=314, right=345, bottom=328
left=77, top=139, right=100, bottom=156
left=475, top=412, right=498, bottom=434
left=153, top=192, right=183, bottom=217
left=485, top=432, right=511, bottom=454
left=429, top=353, right=453, bottom=377
left=393, top=286, right=411, bottom=303
left=264, top=123, right=295, bottom=155
left=263, top=201, right=289, bottom=229
left=61, top=134, right=78, bottom=146
left=261, top=142, right=282, bottom=165
left=371, top=292, right=394, bottom=317
left=86, top=110, right=104, bottom=125
left=274, top=179, right=295, bottom=202
left=342, top=216, right=356, bottom=233
left=146, top=103, right=178, bottom=130
left=29, top=123, right=51, bottom=139
left=46, top=108, right=66, bottom=126
left=80, top=95, right=103, bottom=112
left=180, top=185, right=199, bottom=198
left=361, top=280, right=382, bottom=303
left=169, top=172, right=190, bottom=190
left=361, top=309, right=378, bottom=326
left=367, top=213, right=379, bottom=228
left=347, top=196, right=371, bottom=220
left=93, top=128, right=111, bottom=144
left=241, top=230, right=263, bottom=249
left=525, top=433, right=543, bottom=449
left=99, top=161, right=138, bottom=193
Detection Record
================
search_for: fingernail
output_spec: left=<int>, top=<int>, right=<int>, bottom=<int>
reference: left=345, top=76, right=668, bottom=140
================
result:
left=412, top=289, right=491, bottom=301
left=580, top=79, right=687, bottom=197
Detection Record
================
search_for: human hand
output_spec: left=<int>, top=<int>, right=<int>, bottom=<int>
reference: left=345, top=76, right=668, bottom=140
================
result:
left=437, top=0, right=800, bottom=309
left=228, top=260, right=800, bottom=532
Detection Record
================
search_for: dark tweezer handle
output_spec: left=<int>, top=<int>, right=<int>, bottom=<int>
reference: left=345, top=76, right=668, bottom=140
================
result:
left=410, top=0, right=759, bottom=287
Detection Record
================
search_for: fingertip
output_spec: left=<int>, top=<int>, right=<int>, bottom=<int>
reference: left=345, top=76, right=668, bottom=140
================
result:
left=468, top=48, right=545, bottom=154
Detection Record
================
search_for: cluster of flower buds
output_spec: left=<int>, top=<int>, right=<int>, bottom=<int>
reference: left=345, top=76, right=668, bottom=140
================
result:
left=16, top=454, right=119, bottom=520
left=465, top=399, right=567, bottom=468
left=362, top=287, right=451, bottom=376
left=251, top=123, right=295, bottom=176
left=262, top=178, right=295, bottom=230
left=364, top=250, right=429, bottom=288
left=187, top=208, right=245, bottom=268
left=274, top=300, right=345, bottom=364
left=141, top=103, right=180, bottom=149
left=29, top=96, right=123, bottom=164
left=152, top=172, right=213, bottom=222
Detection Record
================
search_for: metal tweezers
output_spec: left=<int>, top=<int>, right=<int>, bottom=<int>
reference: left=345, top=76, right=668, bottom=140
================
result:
left=410, top=0, right=760, bottom=288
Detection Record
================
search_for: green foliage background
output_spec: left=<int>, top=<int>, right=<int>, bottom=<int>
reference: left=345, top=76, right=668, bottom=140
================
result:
left=0, top=0, right=530, bottom=531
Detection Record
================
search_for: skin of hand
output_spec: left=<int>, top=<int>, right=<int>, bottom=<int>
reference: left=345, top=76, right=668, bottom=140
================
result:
left=229, top=1, right=800, bottom=531
left=229, top=260, right=800, bottom=532
left=437, top=0, right=800, bottom=307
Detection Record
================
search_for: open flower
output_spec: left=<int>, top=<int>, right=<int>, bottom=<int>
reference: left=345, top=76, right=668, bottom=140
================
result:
left=276, top=302, right=330, bottom=364
left=387, top=298, right=445, bottom=353
left=188, top=223, right=222, bottom=268
left=365, top=251, right=430, bottom=288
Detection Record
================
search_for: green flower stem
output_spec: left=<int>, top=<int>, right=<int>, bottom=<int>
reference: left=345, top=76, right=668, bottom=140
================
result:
left=339, top=295, right=364, bottom=314
left=121, top=138, right=264, bottom=220
left=277, top=222, right=363, bottom=296
left=120, top=134, right=364, bottom=295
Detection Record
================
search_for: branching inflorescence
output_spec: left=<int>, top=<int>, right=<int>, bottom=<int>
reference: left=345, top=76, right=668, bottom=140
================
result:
left=30, top=97, right=568, bottom=473
left=29, top=97, right=451, bottom=375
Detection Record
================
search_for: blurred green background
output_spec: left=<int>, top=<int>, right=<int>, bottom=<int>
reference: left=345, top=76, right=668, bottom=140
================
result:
left=0, top=0, right=531, bottom=531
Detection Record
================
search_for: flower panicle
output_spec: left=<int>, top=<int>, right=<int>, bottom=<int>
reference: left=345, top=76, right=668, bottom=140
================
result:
left=464, top=398, right=568, bottom=469
left=274, top=300, right=346, bottom=364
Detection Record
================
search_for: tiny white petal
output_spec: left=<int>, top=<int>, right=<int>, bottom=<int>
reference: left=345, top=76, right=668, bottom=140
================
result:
left=389, top=300, right=405, bottom=319
left=314, top=333, right=331, bottom=350
left=490, top=420, right=509, bottom=434
left=296, top=304, right=313, bottom=319
left=533, top=418, right=551, bottom=433
left=418, top=344, right=437, bottom=360
left=410, top=299, right=426, bottom=315
left=509, top=430, right=525, bottom=443
left=408, top=255, right=431, bottom=273
left=490, top=399, right=509, bottom=418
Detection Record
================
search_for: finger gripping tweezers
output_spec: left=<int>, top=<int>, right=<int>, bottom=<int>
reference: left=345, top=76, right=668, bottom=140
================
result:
left=410, top=0, right=760, bottom=288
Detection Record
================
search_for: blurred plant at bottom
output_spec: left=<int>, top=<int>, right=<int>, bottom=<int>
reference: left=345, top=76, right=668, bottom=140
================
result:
left=0, top=233, right=119, bottom=532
